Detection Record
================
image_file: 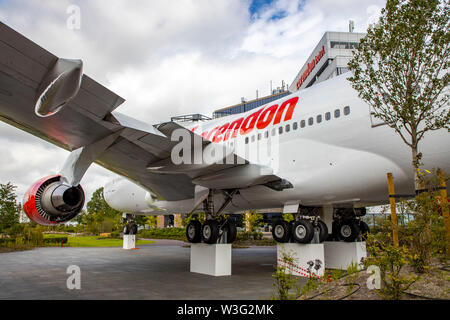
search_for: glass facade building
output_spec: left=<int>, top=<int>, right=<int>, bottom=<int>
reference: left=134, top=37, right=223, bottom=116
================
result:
left=289, top=31, right=366, bottom=92
left=213, top=91, right=291, bottom=119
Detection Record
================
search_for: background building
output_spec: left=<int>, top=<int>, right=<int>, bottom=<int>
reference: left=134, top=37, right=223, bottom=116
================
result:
left=213, top=87, right=290, bottom=119
left=289, top=31, right=366, bottom=92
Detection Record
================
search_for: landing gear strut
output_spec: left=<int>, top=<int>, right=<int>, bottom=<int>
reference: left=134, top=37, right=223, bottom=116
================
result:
left=186, top=189, right=238, bottom=244
left=123, top=214, right=138, bottom=235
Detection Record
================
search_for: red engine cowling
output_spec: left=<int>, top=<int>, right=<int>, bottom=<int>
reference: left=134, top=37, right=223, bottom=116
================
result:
left=23, top=175, right=85, bottom=226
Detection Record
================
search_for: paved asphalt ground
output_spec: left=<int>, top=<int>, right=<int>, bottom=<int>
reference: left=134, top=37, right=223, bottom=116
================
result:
left=0, top=240, right=306, bottom=300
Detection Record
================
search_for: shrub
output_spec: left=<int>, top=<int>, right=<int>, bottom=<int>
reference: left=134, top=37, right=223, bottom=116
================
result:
left=43, top=236, right=68, bottom=245
left=365, top=233, right=418, bottom=300
left=138, top=228, right=185, bottom=240
left=271, top=251, right=299, bottom=300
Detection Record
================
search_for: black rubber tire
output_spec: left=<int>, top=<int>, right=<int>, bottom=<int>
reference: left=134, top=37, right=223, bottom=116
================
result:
left=316, top=220, right=329, bottom=243
left=272, top=220, right=291, bottom=243
left=292, top=219, right=315, bottom=244
left=186, top=220, right=202, bottom=243
left=359, top=221, right=370, bottom=240
left=337, top=220, right=361, bottom=242
left=223, top=220, right=237, bottom=244
left=202, top=220, right=220, bottom=244
left=123, top=224, right=130, bottom=235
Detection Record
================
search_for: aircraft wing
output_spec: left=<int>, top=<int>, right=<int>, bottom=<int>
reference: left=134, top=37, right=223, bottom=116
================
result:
left=0, top=22, right=287, bottom=201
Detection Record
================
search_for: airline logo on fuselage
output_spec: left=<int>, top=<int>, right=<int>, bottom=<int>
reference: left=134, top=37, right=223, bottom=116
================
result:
left=192, top=96, right=299, bottom=143
left=296, top=46, right=325, bottom=90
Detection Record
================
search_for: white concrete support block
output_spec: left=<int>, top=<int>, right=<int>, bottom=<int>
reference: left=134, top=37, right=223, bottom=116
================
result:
left=324, top=241, right=366, bottom=270
left=277, top=243, right=325, bottom=278
left=190, top=243, right=232, bottom=276
left=123, top=235, right=136, bottom=250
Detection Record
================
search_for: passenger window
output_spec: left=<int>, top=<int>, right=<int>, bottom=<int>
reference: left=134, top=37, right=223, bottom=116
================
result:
left=251, top=135, right=255, bottom=142
left=334, top=109, right=340, bottom=118
left=317, top=115, right=322, bottom=123
left=279, top=126, right=283, bottom=134
left=293, top=122, right=298, bottom=130
left=245, top=137, right=249, bottom=144
left=344, top=106, right=350, bottom=115
left=272, top=128, right=276, bottom=136
left=325, top=112, right=331, bottom=121
left=308, top=117, right=314, bottom=126
left=286, top=124, right=290, bottom=132
left=258, top=133, right=262, bottom=140
left=300, top=120, right=306, bottom=128
left=265, top=131, right=269, bottom=138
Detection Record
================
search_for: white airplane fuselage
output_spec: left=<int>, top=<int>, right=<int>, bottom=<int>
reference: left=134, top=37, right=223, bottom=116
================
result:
left=104, top=74, right=450, bottom=215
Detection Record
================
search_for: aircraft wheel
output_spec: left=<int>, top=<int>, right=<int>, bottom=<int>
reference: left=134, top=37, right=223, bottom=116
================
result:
left=223, top=219, right=237, bottom=244
left=359, top=221, right=370, bottom=241
left=202, top=220, right=220, bottom=244
left=186, top=220, right=202, bottom=243
left=123, top=224, right=130, bottom=235
left=337, top=220, right=361, bottom=242
left=315, top=220, right=329, bottom=243
left=272, top=220, right=291, bottom=243
left=292, top=220, right=314, bottom=244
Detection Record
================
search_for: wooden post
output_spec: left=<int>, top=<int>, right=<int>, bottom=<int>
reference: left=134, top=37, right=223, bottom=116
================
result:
left=387, top=173, right=399, bottom=247
left=438, top=169, right=450, bottom=256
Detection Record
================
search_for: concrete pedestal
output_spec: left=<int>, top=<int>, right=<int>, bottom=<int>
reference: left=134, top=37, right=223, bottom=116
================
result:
left=123, top=235, right=136, bottom=250
left=324, top=241, right=366, bottom=270
left=190, top=243, right=232, bottom=276
left=277, top=243, right=325, bottom=278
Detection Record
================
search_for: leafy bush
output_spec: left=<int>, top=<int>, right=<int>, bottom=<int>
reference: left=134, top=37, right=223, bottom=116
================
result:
left=236, top=231, right=263, bottom=241
left=365, top=233, right=418, bottom=300
left=138, top=228, right=185, bottom=240
left=271, top=251, right=299, bottom=300
left=110, top=230, right=122, bottom=239
left=43, top=236, right=68, bottom=245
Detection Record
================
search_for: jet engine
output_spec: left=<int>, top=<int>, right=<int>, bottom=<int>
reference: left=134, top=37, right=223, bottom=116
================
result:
left=23, top=175, right=85, bottom=226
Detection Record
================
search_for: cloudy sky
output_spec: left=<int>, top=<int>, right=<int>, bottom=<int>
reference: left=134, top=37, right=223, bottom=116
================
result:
left=0, top=0, right=385, bottom=204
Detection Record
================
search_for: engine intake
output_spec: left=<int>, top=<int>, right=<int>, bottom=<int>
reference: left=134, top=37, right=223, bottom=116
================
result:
left=23, top=175, right=85, bottom=226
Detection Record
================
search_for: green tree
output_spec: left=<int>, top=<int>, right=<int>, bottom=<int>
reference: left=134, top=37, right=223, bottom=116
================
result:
left=244, top=210, right=263, bottom=232
left=0, top=182, right=21, bottom=233
left=348, top=0, right=449, bottom=191
left=86, top=187, right=123, bottom=234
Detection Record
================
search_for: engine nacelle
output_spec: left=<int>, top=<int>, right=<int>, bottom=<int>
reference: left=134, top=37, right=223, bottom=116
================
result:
left=23, top=175, right=85, bottom=226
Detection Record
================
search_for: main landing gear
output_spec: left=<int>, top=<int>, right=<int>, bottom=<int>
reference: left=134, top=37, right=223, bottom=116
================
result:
left=271, top=207, right=370, bottom=244
left=272, top=215, right=329, bottom=244
left=123, top=213, right=138, bottom=235
left=186, top=190, right=237, bottom=244
left=331, top=208, right=370, bottom=242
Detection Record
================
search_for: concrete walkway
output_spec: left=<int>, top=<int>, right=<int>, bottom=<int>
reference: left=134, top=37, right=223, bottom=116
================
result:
left=0, top=244, right=303, bottom=300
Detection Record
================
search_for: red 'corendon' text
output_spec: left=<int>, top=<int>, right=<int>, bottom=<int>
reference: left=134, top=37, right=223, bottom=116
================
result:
left=195, top=96, right=299, bottom=143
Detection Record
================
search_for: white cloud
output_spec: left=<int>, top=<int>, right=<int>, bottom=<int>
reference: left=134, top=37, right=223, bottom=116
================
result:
left=0, top=0, right=386, bottom=205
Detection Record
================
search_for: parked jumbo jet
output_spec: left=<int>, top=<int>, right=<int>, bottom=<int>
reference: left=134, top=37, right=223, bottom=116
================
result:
left=1, top=22, right=449, bottom=245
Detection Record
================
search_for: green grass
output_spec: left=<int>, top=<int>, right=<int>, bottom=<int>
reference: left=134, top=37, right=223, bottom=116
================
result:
left=64, top=236, right=154, bottom=247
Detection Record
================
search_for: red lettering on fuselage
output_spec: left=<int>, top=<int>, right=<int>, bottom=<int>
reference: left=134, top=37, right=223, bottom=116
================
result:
left=195, top=95, right=300, bottom=143
left=240, top=108, right=264, bottom=135
left=213, top=123, right=230, bottom=143
left=273, top=97, right=299, bottom=124
left=256, top=104, right=278, bottom=130
left=224, top=117, right=244, bottom=141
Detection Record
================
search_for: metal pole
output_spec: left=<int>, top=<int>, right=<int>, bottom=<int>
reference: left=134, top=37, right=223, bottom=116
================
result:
left=387, top=173, right=399, bottom=247
left=438, top=169, right=450, bottom=256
